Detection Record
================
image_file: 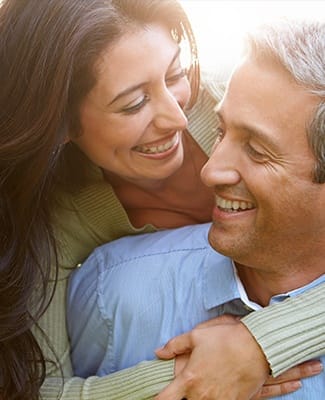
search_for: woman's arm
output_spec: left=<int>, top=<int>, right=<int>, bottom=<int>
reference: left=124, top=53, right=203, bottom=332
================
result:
left=242, top=282, right=325, bottom=377
left=41, top=360, right=174, bottom=400
left=155, top=282, right=325, bottom=400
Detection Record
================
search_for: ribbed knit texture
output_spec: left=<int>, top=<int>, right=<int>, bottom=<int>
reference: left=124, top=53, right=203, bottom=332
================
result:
left=41, top=360, right=174, bottom=399
left=242, top=283, right=325, bottom=377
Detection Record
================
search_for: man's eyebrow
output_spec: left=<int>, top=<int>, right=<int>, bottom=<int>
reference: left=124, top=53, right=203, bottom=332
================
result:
left=108, top=46, right=181, bottom=106
left=215, top=109, right=280, bottom=151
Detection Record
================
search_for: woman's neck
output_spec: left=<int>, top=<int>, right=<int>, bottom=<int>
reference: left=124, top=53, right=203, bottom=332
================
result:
left=105, top=133, right=215, bottom=229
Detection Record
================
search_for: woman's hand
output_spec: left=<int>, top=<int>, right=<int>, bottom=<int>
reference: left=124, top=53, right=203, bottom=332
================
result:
left=252, top=362, right=322, bottom=399
left=155, top=315, right=322, bottom=400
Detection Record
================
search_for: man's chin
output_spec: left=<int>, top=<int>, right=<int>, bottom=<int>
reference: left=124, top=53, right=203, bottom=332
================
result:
left=208, top=237, right=234, bottom=258
left=208, top=227, right=236, bottom=257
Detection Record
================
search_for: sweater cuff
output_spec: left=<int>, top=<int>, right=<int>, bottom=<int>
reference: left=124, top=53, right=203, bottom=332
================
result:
left=241, top=283, right=325, bottom=376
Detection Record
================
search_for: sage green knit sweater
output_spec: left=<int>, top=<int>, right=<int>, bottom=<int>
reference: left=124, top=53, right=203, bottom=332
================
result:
left=38, top=72, right=325, bottom=399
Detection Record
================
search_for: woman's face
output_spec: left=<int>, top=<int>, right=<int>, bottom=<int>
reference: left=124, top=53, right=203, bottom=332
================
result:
left=71, top=23, right=191, bottom=186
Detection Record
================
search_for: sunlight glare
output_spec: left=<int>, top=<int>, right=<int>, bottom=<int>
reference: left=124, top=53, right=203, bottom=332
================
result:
left=180, top=1, right=325, bottom=72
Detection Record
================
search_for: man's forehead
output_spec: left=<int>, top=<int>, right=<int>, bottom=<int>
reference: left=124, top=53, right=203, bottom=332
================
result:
left=222, top=56, right=319, bottom=126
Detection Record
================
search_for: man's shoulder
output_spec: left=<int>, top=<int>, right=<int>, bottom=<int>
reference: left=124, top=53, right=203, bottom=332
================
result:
left=69, top=223, right=216, bottom=302
left=93, top=223, right=212, bottom=268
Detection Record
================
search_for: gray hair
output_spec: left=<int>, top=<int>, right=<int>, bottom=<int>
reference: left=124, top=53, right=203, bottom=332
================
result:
left=245, top=19, right=325, bottom=183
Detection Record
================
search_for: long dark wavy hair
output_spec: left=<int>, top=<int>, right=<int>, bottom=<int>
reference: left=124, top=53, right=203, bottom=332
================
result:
left=0, top=0, right=199, bottom=398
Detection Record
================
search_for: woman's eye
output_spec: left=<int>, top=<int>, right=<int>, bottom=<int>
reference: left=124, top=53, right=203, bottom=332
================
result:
left=121, top=94, right=150, bottom=114
left=166, top=68, right=187, bottom=85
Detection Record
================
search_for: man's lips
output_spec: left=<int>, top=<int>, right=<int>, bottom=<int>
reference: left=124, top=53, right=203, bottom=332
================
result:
left=215, top=194, right=255, bottom=212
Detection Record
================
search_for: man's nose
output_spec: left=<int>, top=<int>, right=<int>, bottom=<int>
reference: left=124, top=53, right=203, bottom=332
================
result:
left=201, top=137, right=241, bottom=187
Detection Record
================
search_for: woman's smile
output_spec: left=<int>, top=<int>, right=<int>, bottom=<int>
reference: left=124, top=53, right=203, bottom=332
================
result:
left=132, top=131, right=180, bottom=157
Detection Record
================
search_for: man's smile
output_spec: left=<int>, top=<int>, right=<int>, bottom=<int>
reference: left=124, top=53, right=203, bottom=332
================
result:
left=215, top=194, right=255, bottom=212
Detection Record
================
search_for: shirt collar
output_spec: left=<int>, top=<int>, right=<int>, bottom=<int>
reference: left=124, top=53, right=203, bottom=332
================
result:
left=232, top=262, right=261, bottom=311
left=203, top=248, right=240, bottom=310
left=203, top=248, right=325, bottom=310
left=269, top=273, right=325, bottom=305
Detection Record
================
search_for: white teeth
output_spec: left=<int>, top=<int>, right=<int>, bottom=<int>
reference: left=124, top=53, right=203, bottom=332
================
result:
left=216, top=195, right=254, bottom=212
left=134, top=134, right=178, bottom=154
left=240, top=201, right=248, bottom=210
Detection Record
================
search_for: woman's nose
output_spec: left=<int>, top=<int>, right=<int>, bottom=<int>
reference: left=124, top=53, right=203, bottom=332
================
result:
left=153, top=87, right=189, bottom=131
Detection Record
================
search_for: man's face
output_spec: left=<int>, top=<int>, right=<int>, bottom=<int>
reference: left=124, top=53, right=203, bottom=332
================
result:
left=201, top=56, right=325, bottom=271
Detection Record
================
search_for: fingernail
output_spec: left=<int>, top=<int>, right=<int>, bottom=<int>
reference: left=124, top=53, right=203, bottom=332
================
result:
left=310, top=362, right=323, bottom=373
left=290, top=381, right=302, bottom=390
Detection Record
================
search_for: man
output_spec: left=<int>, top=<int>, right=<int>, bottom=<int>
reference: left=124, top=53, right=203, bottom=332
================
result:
left=67, top=19, right=325, bottom=399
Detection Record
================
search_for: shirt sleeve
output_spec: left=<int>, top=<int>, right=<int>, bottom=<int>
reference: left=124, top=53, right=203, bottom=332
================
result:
left=241, top=282, right=325, bottom=376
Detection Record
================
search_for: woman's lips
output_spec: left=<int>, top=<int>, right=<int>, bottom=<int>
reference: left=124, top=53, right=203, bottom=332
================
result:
left=133, top=132, right=179, bottom=155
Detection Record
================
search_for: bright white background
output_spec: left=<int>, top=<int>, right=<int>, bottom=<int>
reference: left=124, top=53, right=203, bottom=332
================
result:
left=180, top=1, right=325, bottom=72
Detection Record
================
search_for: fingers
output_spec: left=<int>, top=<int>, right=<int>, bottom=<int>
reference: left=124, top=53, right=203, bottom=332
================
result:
left=156, top=316, right=242, bottom=360
left=266, top=360, right=323, bottom=384
left=155, top=332, right=193, bottom=359
left=154, top=379, right=185, bottom=400
left=174, top=353, right=190, bottom=376
left=251, top=380, right=302, bottom=399
left=252, top=361, right=323, bottom=399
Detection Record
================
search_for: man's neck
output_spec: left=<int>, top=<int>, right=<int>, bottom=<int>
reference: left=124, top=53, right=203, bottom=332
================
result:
left=235, top=261, right=324, bottom=307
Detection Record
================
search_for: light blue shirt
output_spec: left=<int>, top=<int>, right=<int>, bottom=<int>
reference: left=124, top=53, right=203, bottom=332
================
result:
left=67, top=223, right=325, bottom=399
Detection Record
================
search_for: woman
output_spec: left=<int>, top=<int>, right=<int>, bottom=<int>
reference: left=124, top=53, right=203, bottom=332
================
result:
left=0, top=0, right=324, bottom=399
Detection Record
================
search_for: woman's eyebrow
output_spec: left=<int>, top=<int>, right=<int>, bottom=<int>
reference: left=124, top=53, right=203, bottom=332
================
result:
left=108, top=46, right=181, bottom=106
left=108, top=82, right=146, bottom=106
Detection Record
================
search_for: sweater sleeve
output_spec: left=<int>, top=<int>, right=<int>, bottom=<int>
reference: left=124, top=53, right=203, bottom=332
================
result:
left=40, top=359, right=174, bottom=400
left=241, top=282, right=325, bottom=377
